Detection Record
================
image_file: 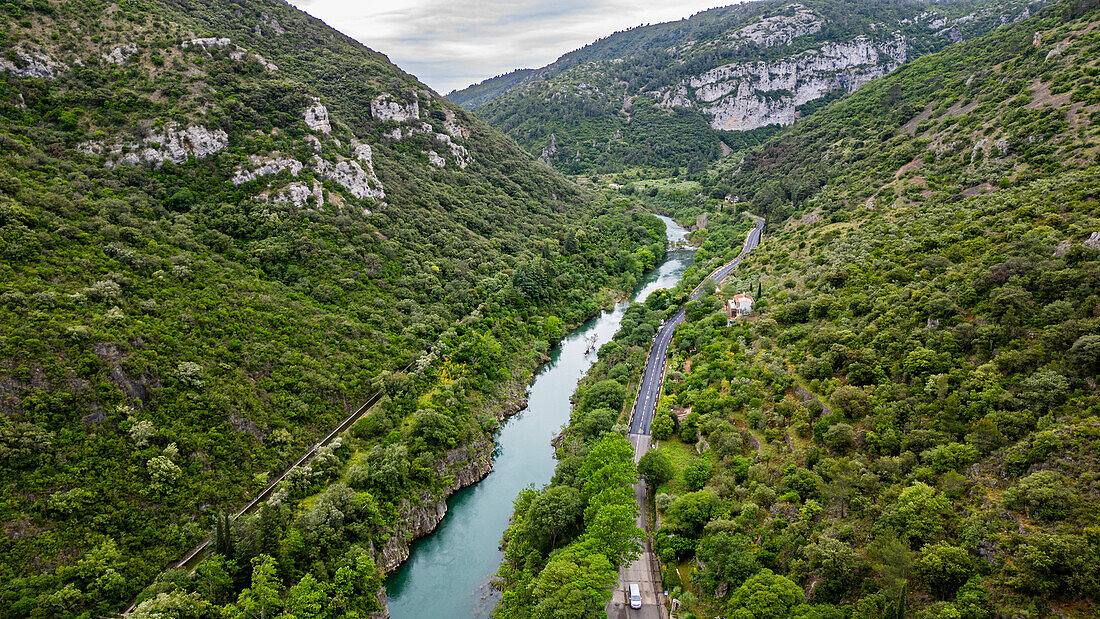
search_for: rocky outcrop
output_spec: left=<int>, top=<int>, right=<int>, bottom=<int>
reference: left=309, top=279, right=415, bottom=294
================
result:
left=304, top=98, right=332, bottom=134
left=374, top=437, right=494, bottom=573
left=538, top=133, right=558, bottom=163
left=371, top=92, right=420, bottom=123
left=103, top=44, right=138, bottom=65
left=313, top=155, right=385, bottom=203
left=1084, top=231, right=1100, bottom=251
left=663, top=35, right=908, bottom=131
left=182, top=37, right=231, bottom=50
left=0, top=46, right=68, bottom=78
left=268, top=180, right=324, bottom=210
left=442, top=108, right=469, bottom=139
left=80, top=123, right=229, bottom=168
left=434, top=133, right=472, bottom=169
left=730, top=5, right=822, bottom=48
left=231, top=155, right=304, bottom=185
left=427, top=150, right=446, bottom=167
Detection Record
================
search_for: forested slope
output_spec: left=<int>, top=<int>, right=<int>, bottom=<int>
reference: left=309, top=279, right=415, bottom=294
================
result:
left=0, top=0, right=665, bottom=615
left=603, top=1, right=1100, bottom=617
left=456, top=0, right=1045, bottom=176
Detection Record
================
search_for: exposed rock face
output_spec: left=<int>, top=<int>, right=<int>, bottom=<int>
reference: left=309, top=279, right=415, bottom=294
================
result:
left=313, top=155, right=384, bottom=203
left=260, top=12, right=286, bottom=35
left=231, top=155, right=304, bottom=185
left=1084, top=231, right=1100, bottom=251
left=664, top=35, right=908, bottom=131
left=181, top=37, right=231, bottom=50
left=442, top=108, right=469, bottom=139
left=81, top=123, right=229, bottom=168
left=427, top=150, right=446, bottom=167
left=304, top=98, right=332, bottom=134
left=539, top=133, right=558, bottom=163
left=268, top=180, right=324, bottom=209
left=434, top=133, right=472, bottom=169
left=0, top=46, right=68, bottom=78
left=103, top=44, right=138, bottom=65
left=371, top=92, right=420, bottom=122
left=731, top=5, right=822, bottom=48
left=374, top=437, right=494, bottom=573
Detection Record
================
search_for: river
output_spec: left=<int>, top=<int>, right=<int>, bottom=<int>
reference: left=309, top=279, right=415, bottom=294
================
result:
left=385, top=215, right=693, bottom=618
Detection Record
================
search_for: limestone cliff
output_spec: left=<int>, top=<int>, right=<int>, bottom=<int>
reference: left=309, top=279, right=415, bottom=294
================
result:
left=663, top=34, right=909, bottom=131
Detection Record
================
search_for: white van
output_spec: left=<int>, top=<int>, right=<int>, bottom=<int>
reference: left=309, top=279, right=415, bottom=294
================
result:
left=629, top=583, right=642, bottom=609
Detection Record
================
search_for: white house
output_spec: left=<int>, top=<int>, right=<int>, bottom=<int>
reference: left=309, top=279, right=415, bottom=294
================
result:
left=728, top=293, right=755, bottom=319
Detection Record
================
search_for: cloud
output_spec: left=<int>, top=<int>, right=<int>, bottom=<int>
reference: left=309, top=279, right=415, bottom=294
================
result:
left=286, top=0, right=734, bottom=93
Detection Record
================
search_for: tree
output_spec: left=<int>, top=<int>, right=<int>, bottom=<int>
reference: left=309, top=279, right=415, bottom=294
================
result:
left=231, top=555, right=283, bottom=619
left=585, top=503, right=643, bottom=566
left=525, top=485, right=583, bottom=551
left=917, top=543, right=974, bottom=598
left=822, top=423, right=855, bottom=453
left=697, top=532, right=760, bottom=593
left=580, top=380, right=626, bottom=413
left=1069, top=334, right=1100, bottom=374
left=726, top=569, right=805, bottom=618
left=829, top=386, right=869, bottom=418
left=637, top=449, right=673, bottom=493
left=651, top=413, right=676, bottom=440
left=683, top=460, right=713, bottom=490
left=283, top=572, right=328, bottom=617
left=530, top=545, right=617, bottom=619
left=889, top=482, right=952, bottom=547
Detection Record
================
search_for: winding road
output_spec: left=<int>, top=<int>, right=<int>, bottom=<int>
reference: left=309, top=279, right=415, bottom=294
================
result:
left=609, top=216, right=764, bottom=618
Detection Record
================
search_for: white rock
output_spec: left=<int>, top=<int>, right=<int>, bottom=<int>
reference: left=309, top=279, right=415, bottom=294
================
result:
left=270, top=181, right=323, bottom=209
left=731, top=6, right=822, bottom=48
left=0, top=46, right=68, bottom=78
left=371, top=92, right=419, bottom=122
left=442, top=108, right=469, bottom=138
left=182, top=38, right=231, bottom=50
left=428, top=150, right=446, bottom=167
left=103, top=44, right=138, bottom=65
left=231, top=155, right=304, bottom=185
left=313, top=155, right=384, bottom=202
left=77, top=141, right=105, bottom=156
left=304, top=98, right=331, bottom=134
left=305, top=135, right=322, bottom=152
left=433, top=133, right=472, bottom=169
left=1084, top=232, right=1100, bottom=251
left=261, top=12, right=286, bottom=35
left=103, top=123, right=228, bottom=168
left=666, top=35, right=908, bottom=131
left=253, top=54, right=278, bottom=72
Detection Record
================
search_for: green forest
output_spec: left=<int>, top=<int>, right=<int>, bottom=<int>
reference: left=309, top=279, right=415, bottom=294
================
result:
left=508, top=1, right=1097, bottom=616
left=0, top=0, right=666, bottom=615
left=2, top=0, right=1100, bottom=616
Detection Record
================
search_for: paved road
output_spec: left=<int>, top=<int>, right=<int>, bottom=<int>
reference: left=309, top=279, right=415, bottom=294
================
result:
left=611, top=217, right=764, bottom=619
left=628, top=216, right=765, bottom=436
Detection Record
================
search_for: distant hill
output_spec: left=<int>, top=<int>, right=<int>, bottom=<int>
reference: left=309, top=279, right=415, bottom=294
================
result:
left=451, top=0, right=1047, bottom=175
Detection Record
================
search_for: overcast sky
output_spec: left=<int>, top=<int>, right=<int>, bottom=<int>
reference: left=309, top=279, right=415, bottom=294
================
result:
left=286, top=0, right=735, bottom=94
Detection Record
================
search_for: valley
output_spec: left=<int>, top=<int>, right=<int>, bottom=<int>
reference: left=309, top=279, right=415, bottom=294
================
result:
left=1, top=0, right=1099, bottom=617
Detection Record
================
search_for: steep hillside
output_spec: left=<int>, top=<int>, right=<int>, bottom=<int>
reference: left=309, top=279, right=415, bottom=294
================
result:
left=0, top=0, right=666, bottom=616
left=598, top=1, right=1100, bottom=616
left=454, top=0, right=1045, bottom=176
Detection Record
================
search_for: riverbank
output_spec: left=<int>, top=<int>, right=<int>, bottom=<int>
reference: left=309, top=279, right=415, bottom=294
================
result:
left=382, top=216, right=693, bottom=618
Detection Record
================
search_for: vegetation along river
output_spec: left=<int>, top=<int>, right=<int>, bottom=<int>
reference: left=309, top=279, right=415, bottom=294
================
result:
left=385, top=215, right=694, bottom=617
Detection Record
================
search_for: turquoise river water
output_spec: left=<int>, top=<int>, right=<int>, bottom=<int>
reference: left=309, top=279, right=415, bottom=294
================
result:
left=385, top=216, right=693, bottom=618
